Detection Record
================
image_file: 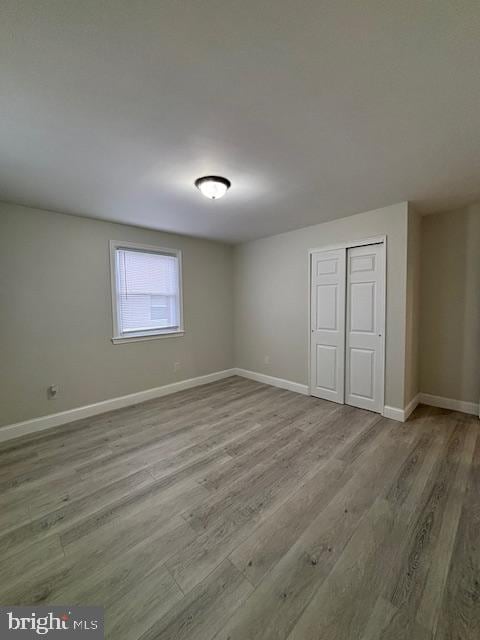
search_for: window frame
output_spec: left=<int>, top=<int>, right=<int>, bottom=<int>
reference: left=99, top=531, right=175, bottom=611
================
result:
left=109, top=240, right=184, bottom=344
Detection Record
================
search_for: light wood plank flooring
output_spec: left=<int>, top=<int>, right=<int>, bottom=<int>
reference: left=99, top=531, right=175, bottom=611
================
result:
left=0, top=376, right=478, bottom=639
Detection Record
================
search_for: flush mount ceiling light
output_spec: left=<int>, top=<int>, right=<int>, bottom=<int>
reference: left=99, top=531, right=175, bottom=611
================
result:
left=194, top=175, right=231, bottom=200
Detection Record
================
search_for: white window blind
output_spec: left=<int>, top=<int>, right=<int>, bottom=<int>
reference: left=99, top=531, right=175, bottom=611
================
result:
left=111, top=243, right=183, bottom=341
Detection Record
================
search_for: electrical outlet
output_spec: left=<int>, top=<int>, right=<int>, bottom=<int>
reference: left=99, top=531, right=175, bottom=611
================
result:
left=48, top=384, right=59, bottom=398
left=173, top=362, right=181, bottom=372
left=264, top=355, right=270, bottom=365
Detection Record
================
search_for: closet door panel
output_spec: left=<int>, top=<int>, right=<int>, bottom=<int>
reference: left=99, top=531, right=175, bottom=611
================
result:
left=310, top=249, right=346, bottom=403
left=345, top=244, right=384, bottom=413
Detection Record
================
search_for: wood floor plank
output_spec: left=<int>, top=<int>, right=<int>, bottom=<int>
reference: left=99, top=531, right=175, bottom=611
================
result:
left=213, top=427, right=412, bottom=640
left=435, top=419, right=480, bottom=640
left=202, top=400, right=342, bottom=492
left=168, top=409, right=384, bottom=593
left=380, top=420, right=474, bottom=639
left=78, top=384, right=281, bottom=472
left=229, top=455, right=350, bottom=586
left=360, top=596, right=397, bottom=640
left=0, top=535, right=64, bottom=593
left=105, top=564, right=183, bottom=640
left=415, top=421, right=477, bottom=634
left=0, top=468, right=154, bottom=557
left=286, top=498, right=407, bottom=640
left=1, top=515, right=193, bottom=606
left=59, top=477, right=208, bottom=547
left=138, top=560, right=253, bottom=640
left=0, top=498, right=31, bottom=533
left=228, top=410, right=398, bottom=588
left=0, top=377, right=477, bottom=640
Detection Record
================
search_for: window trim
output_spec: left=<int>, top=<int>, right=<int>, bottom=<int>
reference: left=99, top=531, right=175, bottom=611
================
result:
left=109, top=240, right=184, bottom=344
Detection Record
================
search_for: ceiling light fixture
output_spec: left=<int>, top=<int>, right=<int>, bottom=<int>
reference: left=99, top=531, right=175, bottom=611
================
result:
left=195, top=175, right=231, bottom=200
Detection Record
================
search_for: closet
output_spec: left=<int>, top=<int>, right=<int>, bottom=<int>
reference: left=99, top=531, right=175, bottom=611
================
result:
left=309, top=240, right=385, bottom=413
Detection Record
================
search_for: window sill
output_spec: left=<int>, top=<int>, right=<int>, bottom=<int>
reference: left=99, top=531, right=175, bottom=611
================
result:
left=112, top=330, right=185, bottom=344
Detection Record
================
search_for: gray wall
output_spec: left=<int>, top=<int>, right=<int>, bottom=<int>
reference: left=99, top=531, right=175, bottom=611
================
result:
left=234, top=202, right=409, bottom=410
left=420, top=204, right=480, bottom=404
left=0, top=203, right=234, bottom=427
left=405, top=205, right=422, bottom=405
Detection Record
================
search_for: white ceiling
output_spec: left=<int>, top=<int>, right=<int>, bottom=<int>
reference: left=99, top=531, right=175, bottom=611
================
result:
left=1, top=1, right=480, bottom=243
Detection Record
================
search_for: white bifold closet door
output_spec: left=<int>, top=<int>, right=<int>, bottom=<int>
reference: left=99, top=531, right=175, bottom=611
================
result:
left=310, top=242, right=384, bottom=413
left=345, top=244, right=384, bottom=413
left=310, top=249, right=346, bottom=403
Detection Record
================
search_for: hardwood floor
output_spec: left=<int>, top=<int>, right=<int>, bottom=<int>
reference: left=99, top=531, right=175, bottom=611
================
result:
left=0, top=376, right=478, bottom=639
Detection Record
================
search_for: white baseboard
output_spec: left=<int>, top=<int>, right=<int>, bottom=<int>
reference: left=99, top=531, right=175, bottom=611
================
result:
left=404, top=393, right=421, bottom=420
left=383, top=405, right=406, bottom=422
left=384, top=392, right=479, bottom=423
left=235, top=369, right=411, bottom=424
left=2, top=369, right=477, bottom=445
left=0, top=369, right=237, bottom=444
left=419, top=393, right=479, bottom=416
left=383, top=394, right=420, bottom=423
left=234, top=368, right=309, bottom=396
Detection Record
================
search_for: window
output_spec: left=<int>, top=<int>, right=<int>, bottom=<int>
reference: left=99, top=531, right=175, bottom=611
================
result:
left=150, top=295, right=170, bottom=322
left=110, top=241, right=183, bottom=342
